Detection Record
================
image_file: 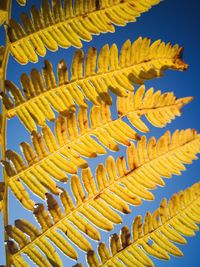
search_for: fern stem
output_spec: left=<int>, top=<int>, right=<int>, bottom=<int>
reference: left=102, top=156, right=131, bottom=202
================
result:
left=1, top=0, right=12, bottom=266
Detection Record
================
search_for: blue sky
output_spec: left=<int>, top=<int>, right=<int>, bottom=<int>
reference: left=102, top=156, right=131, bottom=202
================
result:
left=0, top=0, right=200, bottom=266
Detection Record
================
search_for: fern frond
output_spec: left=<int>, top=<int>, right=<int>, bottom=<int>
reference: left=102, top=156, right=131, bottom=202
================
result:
left=86, top=182, right=200, bottom=267
left=7, top=0, right=161, bottom=64
left=3, top=86, right=192, bottom=209
left=5, top=129, right=200, bottom=266
left=0, top=182, right=4, bottom=212
left=3, top=38, right=188, bottom=132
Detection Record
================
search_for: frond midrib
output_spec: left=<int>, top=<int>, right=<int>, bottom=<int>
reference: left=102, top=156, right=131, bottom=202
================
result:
left=10, top=136, right=199, bottom=259
left=5, top=56, right=179, bottom=117
left=9, top=0, right=139, bottom=46
left=8, top=100, right=184, bottom=184
left=101, top=194, right=200, bottom=267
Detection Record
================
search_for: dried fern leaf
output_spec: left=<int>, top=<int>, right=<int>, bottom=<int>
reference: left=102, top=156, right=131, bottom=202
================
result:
left=7, top=0, right=161, bottom=64
left=3, top=38, right=188, bottom=132
left=0, top=0, right=7, bottom=26
left=5, top=129, right=200, bottom=266
left=0, top=182, right=4, bottom=212
left=3, top=86, right=192, bottom=208
left=86, top=182, right=200, bottom=267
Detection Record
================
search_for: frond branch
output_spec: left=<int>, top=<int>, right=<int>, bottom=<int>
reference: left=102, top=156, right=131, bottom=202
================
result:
left=2, top=38, right=188, bottom=133
left=86, top=182, right=200, bottom=267
left=7, top=0, right=161, bottom=64
left=5, top=129, right=200, bottom=266
left=3, top=87, right=192, bottom=208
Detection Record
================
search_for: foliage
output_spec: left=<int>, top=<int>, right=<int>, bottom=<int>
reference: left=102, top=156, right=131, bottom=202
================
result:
left=0, top=1, right=199, bottom=267
left=4, top=129, right=200, bottom=266
left=85, top=182, right=200, bottom=267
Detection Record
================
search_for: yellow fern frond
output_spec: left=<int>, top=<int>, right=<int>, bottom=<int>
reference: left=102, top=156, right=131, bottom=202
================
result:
left=3, top=38, right=188, bottom=132
left=7, top=0, right=161, bottom=64
left=3, top=86, right=192, bottom=208
left=86, top=182, right=200, bottom=267
left=5, top=129, right=200, bottom=266
left=0, top=182, right=4, bottom=212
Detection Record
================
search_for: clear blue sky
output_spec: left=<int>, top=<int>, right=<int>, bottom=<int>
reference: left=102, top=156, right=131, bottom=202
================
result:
left=0, top=0, right=200, bottom=266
